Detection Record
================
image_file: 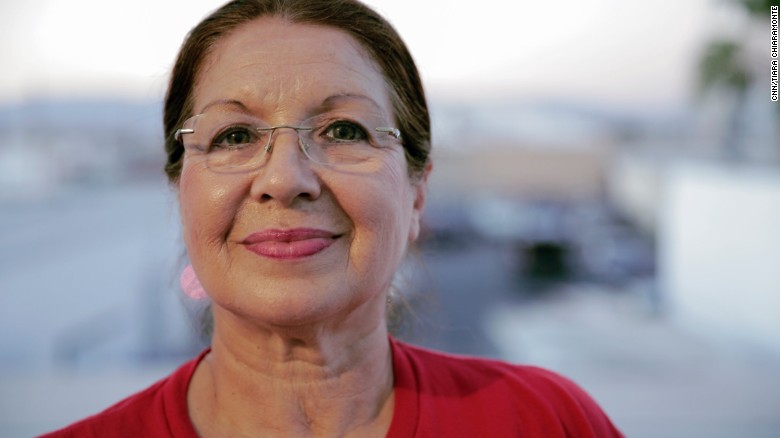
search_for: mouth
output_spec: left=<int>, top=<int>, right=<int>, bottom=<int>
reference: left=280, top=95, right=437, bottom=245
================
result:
left=241, top=228, right=340, bottom=259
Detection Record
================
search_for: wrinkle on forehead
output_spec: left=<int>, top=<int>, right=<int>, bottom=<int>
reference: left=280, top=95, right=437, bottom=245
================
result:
left=192, top=17, right=392, bottom=119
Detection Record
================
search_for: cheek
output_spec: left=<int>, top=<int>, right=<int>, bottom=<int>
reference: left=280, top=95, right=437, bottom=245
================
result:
left=179, top=166, right=244, bottom=252
left=339, top=160, right=415, bottom=254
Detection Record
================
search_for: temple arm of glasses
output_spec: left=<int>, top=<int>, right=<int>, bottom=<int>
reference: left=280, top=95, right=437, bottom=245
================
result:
left=174, top=128, right=194, bottom=142
left=375, top=127, right=402, bottom=141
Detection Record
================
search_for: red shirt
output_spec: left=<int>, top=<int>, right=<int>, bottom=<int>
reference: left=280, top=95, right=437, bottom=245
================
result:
left=41, top=338, right=623, bottom=437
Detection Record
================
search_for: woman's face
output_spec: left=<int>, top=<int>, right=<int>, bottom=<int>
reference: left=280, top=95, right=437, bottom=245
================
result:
left=179, top=17, right=428, bottom=329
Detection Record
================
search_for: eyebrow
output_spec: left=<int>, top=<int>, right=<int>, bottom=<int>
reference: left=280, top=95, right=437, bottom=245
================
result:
left=197, top=99, right=250, bottom=115
left=198, top=93, right=385, bottom=117
left=317, top=93, right=384, bottom=112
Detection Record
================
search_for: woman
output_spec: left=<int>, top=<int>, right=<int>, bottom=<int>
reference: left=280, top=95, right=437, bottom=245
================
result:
left=43, top=0, right=623, bottom=436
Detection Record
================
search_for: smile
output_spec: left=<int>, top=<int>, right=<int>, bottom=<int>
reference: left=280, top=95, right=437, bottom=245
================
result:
left=241, top=228, right=339, bottom=259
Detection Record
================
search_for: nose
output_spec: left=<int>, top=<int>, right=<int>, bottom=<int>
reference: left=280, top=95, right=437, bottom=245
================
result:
left=249, top=128, right=321, bottom=205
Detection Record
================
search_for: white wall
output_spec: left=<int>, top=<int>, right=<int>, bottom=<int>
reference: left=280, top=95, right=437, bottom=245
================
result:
left=659, top=162, right=780, bottom=351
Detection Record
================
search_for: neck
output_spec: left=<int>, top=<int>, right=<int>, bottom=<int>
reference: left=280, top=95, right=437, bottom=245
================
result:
left=189, top=305, right=395, bottom=437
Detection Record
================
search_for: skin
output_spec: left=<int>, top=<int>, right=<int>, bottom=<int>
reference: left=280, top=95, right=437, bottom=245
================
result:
left=178, top=17, right=431, bottom=437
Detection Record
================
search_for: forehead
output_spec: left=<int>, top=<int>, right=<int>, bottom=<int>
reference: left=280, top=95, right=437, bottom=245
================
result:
left=193, top=16, right=391, bottom=118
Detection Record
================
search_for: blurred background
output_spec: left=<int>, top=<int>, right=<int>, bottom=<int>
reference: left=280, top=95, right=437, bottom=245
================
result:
left=1, top=0, right=779, bottom=436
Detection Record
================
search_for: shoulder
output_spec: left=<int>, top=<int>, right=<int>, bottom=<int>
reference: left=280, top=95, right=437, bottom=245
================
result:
left=38, top=351, right=207, bottom=438
left=390, top=339, right=623, bottom=437
left=394, top=338, right=583, bottom=394
left=394, top=340, right=591, bottom=399
left=39, top=378, right=169, bottom=438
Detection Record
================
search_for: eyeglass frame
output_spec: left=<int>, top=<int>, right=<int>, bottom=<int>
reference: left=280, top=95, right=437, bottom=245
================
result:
left=174, top=122, right=402, bottom=153
left=174, top=116, right=403, bottom=172
left=175, top=124, right=401, bottom=144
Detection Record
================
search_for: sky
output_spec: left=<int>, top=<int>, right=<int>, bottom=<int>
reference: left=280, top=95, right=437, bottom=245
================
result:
left=0, top=0, right=715, bottom=108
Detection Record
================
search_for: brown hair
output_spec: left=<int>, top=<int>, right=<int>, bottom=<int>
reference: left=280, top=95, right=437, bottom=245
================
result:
left=163, top=0, right=431, bottom=183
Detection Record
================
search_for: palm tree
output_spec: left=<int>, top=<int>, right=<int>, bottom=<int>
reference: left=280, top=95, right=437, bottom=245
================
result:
left=697, top=0, right=777, bottom=161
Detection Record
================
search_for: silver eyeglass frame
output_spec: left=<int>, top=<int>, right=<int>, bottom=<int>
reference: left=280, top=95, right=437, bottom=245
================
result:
left=174, top=125, right=402, bottom=145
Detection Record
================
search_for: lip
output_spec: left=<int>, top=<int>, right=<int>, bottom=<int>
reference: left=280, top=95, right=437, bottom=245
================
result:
left=241, top=228, right=339, bottom=259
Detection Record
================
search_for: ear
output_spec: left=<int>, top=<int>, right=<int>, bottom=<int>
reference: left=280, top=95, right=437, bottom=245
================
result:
left=408, top=161, right=433, bottom=243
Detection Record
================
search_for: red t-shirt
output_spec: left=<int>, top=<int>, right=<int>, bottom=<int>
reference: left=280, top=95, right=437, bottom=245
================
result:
left=41, top=338, right=623, bottom=437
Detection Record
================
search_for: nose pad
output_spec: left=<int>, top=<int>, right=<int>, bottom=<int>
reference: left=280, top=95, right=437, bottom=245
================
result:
left=265, top=127, right=294, bottom=153
left=264, top=127, right=311, bottom=162
left=249, top=125, right=322, bottom=204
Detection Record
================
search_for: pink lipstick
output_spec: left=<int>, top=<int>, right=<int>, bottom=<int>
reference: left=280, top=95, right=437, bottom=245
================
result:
left=241, top=228, right=338, bottom=259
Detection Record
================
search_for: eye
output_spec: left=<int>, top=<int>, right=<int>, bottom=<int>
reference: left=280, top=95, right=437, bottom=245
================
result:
left=211, top=126, right=258, bottom=150
left=322, top=121, right=368, bottom=143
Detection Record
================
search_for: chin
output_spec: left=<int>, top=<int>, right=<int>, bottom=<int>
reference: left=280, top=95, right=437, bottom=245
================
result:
left=212, top=280, right=354, bottom=327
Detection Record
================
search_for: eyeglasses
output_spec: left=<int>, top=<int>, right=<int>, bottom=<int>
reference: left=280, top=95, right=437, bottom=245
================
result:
left=175, top=109, right=402, bottom=173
